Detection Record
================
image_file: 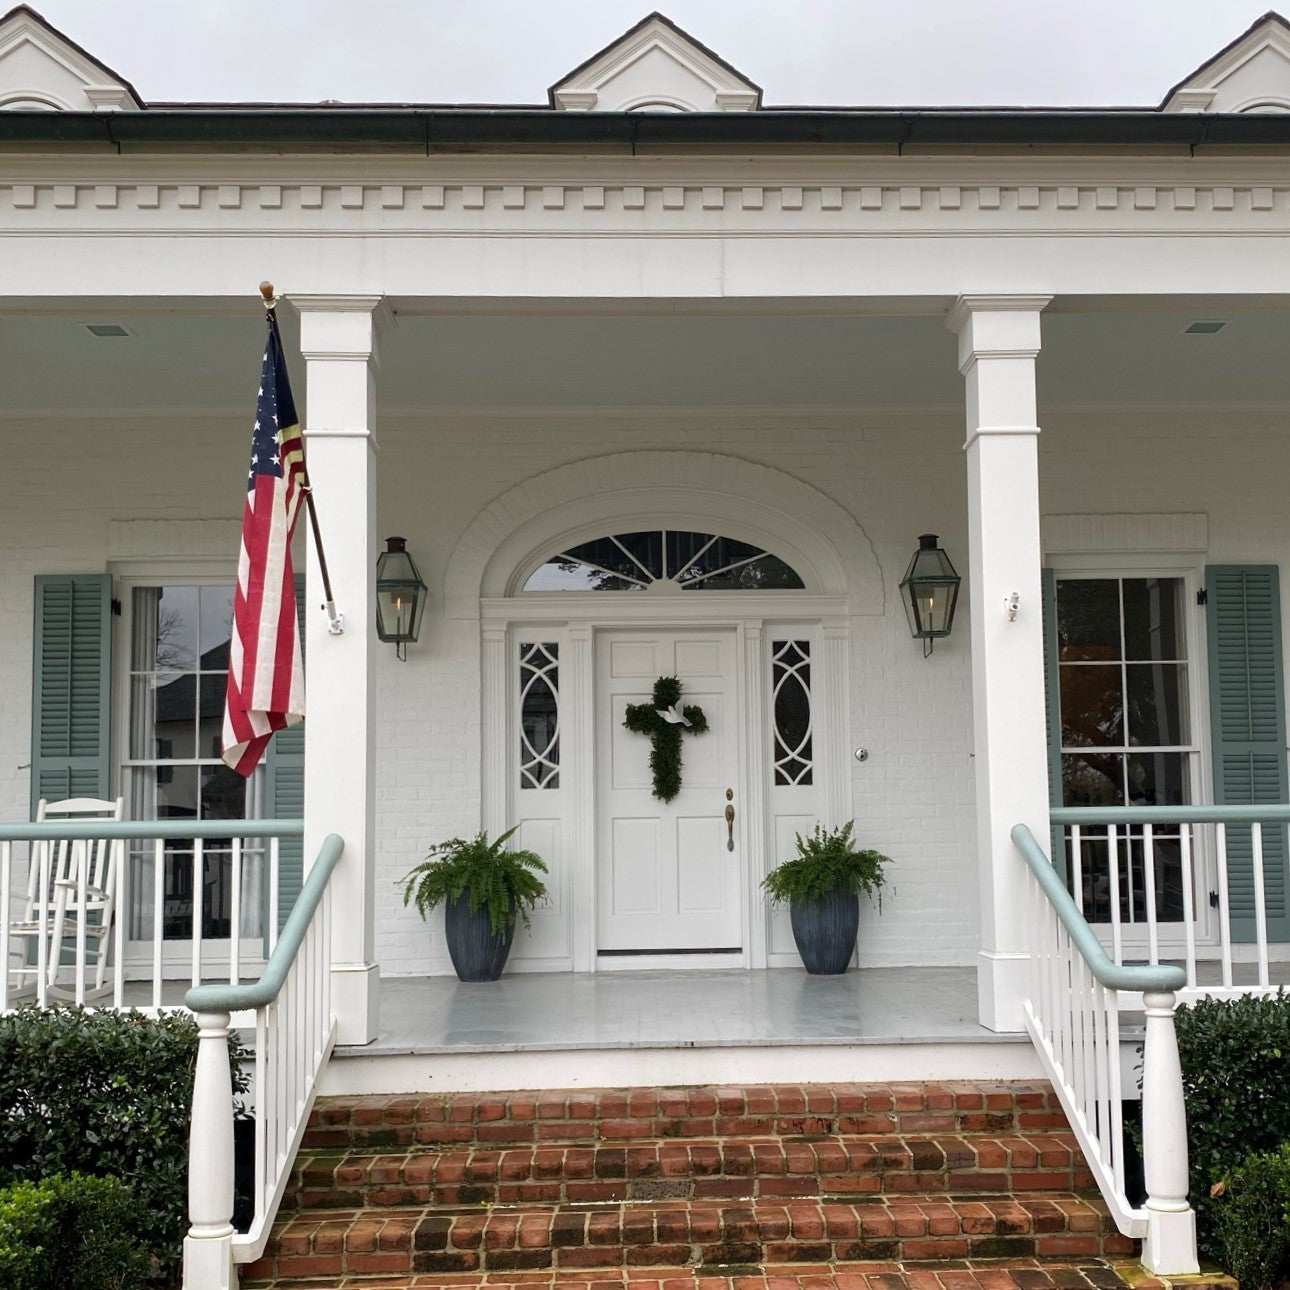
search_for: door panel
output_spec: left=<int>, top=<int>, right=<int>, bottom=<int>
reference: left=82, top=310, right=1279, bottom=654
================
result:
left=596, top=630, right=741, bottom=954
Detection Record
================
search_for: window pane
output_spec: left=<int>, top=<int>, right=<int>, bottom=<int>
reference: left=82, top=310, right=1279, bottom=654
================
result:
left=201, top=764, right=248, bottom=820
left=524, top=561, right=644, bottom=592
left=1123, top=578, right=1185, bottom=661
left=155, top=764, right=199, bottom=819
left=1059, top=665, right=1124, bottom=747
left=557, top=537, right=650, bottom=584
left=666, top=531, right=716, bottom=580
left=772, top=641, right=812, bottom=786
left=685, top=554, right=805, bottom=590
left=1126, top=664, right=1189, bottom=746
left=199, top=676, right=228, bottom=759
left=1057, top=580, right=1120, bottom=661
left=519, top=643, right=560, bottom=791
left=155, top=586, right=198, bottom=671
left=1127, top=751, right=1188, bottom=807
left=199, top=585, right=235, bottom=668
left=610, top=531, right=663, bottom=580
left=1061, top=752, right=1125, bottom=807
left=141, top=674, right=195, bottom=760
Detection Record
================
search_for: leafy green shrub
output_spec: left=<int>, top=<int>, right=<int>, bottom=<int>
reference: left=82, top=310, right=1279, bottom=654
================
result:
left=1174, top=990, right=1290, bottom=1258
left=0, top=1006, right=250, bottom=1280
left=1209, top=1144, right=1290, bottom=1290
left=0, top=1173, right=150, bottom=1289
left=761, top=820, right=892, bottom=906
left=400, top=826, right=549, bottom=934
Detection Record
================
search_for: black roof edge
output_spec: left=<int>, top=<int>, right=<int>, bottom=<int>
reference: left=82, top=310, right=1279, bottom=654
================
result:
left=4, top=108, right=1290, bottom=149
left=1158, top=10, right=1290, bottom=108
left=0, top=3, right=145, bottom=107
left=546, top=11, right=763, bottom=109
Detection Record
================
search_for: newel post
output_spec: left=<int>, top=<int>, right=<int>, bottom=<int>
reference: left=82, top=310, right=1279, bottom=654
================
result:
left=1140, top=989, right=1199, bottom=1275
left=183, top=1010, right=237, bottom=1289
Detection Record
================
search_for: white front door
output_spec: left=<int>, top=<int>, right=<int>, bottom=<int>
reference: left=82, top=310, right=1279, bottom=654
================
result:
left=595, top=628, right=742, bottom=957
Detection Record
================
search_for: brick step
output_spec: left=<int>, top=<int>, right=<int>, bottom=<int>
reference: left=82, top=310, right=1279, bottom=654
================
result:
left=302, top=1084, right=1069, bottom=1153
left=244, top=1194, right=1134, bottom=1282
left=287, top=1133, right=1096, bottom=1211
left=244, top=1257, right=1155, bottom=1290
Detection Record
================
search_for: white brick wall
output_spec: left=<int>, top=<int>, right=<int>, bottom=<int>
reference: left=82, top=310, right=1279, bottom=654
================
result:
left=3, top=403, right=1288, bottom=979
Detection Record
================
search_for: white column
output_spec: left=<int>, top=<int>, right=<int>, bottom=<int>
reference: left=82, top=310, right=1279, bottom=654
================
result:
left=947, top=294, right=1051, bottom=1033
left=296, top=294, right=392, bottom=1047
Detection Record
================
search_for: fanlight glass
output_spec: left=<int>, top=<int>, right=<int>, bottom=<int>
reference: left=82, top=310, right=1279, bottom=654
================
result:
left=523, top=529, right=804, bottom=592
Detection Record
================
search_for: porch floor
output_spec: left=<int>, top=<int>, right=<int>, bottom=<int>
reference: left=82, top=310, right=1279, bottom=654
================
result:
left=337, top=966, right=1022, bottom=1057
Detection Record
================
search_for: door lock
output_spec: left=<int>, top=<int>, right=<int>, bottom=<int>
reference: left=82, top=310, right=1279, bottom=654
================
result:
left=724, top=788, right=735, bottom=852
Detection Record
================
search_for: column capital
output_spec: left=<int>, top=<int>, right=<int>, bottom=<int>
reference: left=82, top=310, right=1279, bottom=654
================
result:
left=946, top=294, right=1052, bottom=373
left=291, top=294, right=396, bottom=364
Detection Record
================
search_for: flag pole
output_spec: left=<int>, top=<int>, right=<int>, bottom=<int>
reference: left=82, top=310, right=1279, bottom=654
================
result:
left=259, top=281, right=344, bottom=636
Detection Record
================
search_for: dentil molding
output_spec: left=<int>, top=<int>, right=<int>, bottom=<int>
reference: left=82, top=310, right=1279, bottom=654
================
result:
left=2, top=180, right=1288, bottom=233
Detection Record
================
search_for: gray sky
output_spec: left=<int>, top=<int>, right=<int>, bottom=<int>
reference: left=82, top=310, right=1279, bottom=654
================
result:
left=22, top=1, right=1284, bottom=108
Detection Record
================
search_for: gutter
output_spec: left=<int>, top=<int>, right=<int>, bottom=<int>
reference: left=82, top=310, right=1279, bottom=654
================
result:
left=2, top=109, right=1289, bottom=152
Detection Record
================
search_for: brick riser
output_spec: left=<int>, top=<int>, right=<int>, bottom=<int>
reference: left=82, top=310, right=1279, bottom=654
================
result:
left=287, top=1133, right=1096, bottom=1210
left=301, top=1083, right=1070, bottom=1153
left=245, top=1084, right=1132, bottom=1287
left=249, top=1194, right=1132, bottom=1280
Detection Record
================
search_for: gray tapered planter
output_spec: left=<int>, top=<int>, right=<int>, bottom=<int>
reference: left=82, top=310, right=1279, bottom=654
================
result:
left=444, top=892, right=516, bottom=981
left=789, top=885, right=859, bottom=974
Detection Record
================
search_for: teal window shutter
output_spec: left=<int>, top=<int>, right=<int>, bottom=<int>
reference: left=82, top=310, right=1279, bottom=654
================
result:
left=1041, top=568, right=1066, bottom=876
left=1205, top=565, right=1290, bottom=943
left=30, top=574, right=112, bottom=813
left=263, top=574, right=306, bottom=936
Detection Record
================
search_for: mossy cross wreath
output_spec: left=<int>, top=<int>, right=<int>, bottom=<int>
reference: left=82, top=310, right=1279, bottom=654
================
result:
left=623, top=675, right=709, bottom=803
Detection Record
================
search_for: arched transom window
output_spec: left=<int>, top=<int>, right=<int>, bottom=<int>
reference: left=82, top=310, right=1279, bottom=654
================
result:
left=523, top=529, right=805, bottom=592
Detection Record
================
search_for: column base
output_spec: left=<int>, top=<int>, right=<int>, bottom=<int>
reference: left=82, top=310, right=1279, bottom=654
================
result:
left=182, top=1227, right=236, bottom=1290
left=976, top=949, right=1029, bottom=1032
left=1142, top=1205, right=1199, bottom=1276
left=332, top=961, right=380, bottom=1046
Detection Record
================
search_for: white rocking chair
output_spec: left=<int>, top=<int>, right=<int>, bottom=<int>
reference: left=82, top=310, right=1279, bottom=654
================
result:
left=9, top=796, right=125, bottom=1002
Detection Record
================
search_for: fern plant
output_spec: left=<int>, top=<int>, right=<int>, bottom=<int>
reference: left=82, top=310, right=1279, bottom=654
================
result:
left=761, top=820, right=891, bottom=907
left=399, top=827, right=549, bottom=936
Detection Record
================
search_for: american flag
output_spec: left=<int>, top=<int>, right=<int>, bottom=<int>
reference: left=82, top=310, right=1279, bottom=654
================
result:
left=222, top=318, right=306, bottom=776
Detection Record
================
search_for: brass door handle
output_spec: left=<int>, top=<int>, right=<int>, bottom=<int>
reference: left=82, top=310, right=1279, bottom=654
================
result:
left=725, top=789, right=734, bottom=851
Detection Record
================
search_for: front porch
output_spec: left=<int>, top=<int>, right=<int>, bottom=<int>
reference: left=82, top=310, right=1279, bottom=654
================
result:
left=324, top=966, right=1036, bottom=1095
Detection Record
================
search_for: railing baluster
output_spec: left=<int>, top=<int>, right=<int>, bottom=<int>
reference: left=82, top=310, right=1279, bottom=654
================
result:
left=1251, top=821, right=1270, bottom=988
left=35, top=839, right=49, bottom=1009
left=254, top=1007, right=267, bottom=1226
left=1, top=841, right=10, bottom=1013
left=1143, top=823, right=1159, bottom=966
left=230, top=839, right=241, bottom=988
left=1071, top=825, right=1084, bottom=915
left=113, top=840, right=125, bottom=1010
left=1215, top=822, right=1233, bottom=988
left=74, top=838, right=88, bottom=1005
left=268, top=838, right=279, bottom=958
left=1180, top=826, right=1197, bottom=991
left=192, top=838, right=204, bottom=989
left=153, top=839, right=165, bottom=1012
left=1107, top=826, right=1123, bottom=966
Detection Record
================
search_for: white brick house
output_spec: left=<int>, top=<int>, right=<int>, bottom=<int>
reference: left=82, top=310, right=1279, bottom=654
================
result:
left=5, top=8, right=1290, bottom=1277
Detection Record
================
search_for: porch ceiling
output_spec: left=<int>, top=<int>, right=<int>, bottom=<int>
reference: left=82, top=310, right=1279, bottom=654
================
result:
left=1, top=296, right=1288, bottom=416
